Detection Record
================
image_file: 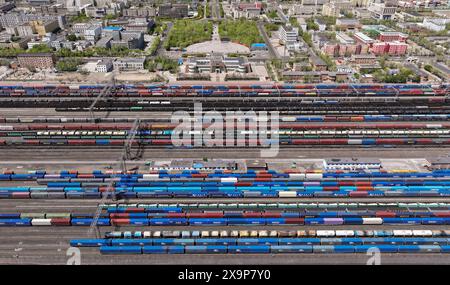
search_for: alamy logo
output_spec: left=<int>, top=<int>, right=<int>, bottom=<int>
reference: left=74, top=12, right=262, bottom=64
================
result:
left=366, top=247, right=381, bottom=265
left=171, top=103, right=280, bottom=157
left=66, top=247, right=81, bottom=265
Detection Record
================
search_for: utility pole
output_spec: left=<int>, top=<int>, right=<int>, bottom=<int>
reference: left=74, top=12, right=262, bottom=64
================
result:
left=89, top=73, right=116, bottom=122
left=87, top=118, right=141, bottom=238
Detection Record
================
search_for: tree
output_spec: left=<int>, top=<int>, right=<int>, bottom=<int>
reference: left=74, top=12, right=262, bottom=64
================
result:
left=166, top=20, right=213, bottom=49
left=267, top=10, right=278, bottom=19
left=104, top=14, right=117, bottom=20
left=218, top=20, right=264, bottom=47
left=28, top=44, right=53, bottom=53
left=66, top=34, right=78, bottom=41
left=56, top=58, right=82, bottom=72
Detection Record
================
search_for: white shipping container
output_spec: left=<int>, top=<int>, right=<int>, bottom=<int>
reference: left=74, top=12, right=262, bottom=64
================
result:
left=278, top=191, right=297, bottom=198
left=31, top=219, right=52, bottom=226
left=316, top=230, right=335, bottom=237
left=348, top=139, right=362, bottom=145
left=0, top=125, right=13, bottom=131
left=142, top=174, right=160, bottom=180
left=221, top=177, right=238, bottom=183
left=335, top=230, right=355, bottom=237
left=281, top=117, right=296, bottom=122
left=426, top=124, right=442, bottom=129
left=289, top=173, right=306, bottom=180
left=362, top=217, right=383, bottom=225
left=412, top=230, right=432, bottom=237
left=306, top=173, right=323, bottom=180
left=393, top=230, right=413, bottom=236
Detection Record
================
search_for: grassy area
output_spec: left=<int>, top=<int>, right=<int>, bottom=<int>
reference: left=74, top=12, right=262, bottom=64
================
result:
left=267, top=10, right=278, bottom=19
left=146, top=56, right=178, bottom=73
left=218, top=19, right=264, bottom=47
left=205, top=1, right=211, bottom=18
left=319, top=53, right=336, bottom=71
left=219, top=2, right=224, bottom=18
left=371, top=68, right=420, bottom=83
left=147, top=37, right=161, bottom=56
left=70, top=12, right=91, bottom=23
left=264, top=23, right=279, bottom=37
left=0, top=47, right=25, bottom=57
left=165, top=20, right=213, bottom=50
left=56, top=58, right=82, bottom=72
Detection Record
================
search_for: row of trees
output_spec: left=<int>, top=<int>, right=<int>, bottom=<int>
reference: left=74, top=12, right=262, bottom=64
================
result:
left=0, top=44, right=145, bottom=58
left=145, top=56, right=178, bottom=73
left=55, top=46, right=143, bottom=57
left=264, top=23, right=279, bottom=37
left=218, top=20, right=264, bottom=47
left=165, top=20, right=213, bottom=50
left=147, top=37, right=161, bottom=56
left=289, top=17, right=313, bottom=47
left=56, top=58, right=82, bottom=72
left=0, top=44, right=54, bottom=57
left=369, top=68, right=421, bottom=83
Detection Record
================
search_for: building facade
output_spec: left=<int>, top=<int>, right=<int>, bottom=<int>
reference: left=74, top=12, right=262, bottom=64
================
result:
left=17, top=53, right=55, bottom=69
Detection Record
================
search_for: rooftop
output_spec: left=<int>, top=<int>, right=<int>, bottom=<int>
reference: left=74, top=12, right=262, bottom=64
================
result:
left=17, top=53, right=53, bottom=57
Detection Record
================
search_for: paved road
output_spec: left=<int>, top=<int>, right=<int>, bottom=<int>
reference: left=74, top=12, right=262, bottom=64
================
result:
left=1, top=224, right=449, bottom=265
left=1, top=148, right=449, bottom=160
left=211, top=0, right=221, bottom=20
left=257, top=21, right=279, bottom=59
left=156, top=22, right=173, bottom=58
left=432, top=62, right=450, bottom=80
left=275, top=7, right=288, bottom=23
left=1, top=196, right=449, bottom=265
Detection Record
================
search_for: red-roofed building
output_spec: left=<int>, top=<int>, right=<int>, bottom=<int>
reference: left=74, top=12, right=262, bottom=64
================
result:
left=371, top=42, right=408, bottom=56
left=232, top=2, right=263, bottom=19
left=378, top=31, right=408, bottom=42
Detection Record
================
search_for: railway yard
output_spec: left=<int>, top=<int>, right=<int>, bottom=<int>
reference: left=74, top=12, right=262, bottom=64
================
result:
left=1, top=83, right=450, bottom=265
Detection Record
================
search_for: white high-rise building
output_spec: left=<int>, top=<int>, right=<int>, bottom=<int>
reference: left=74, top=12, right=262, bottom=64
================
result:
left=65, top=0, right=94, bottom=11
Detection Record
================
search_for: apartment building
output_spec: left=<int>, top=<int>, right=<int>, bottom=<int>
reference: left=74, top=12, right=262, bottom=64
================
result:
left=113, top=57, right=146, bottom=71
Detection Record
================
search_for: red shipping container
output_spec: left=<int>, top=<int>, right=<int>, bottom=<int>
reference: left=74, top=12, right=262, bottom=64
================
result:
left=349, top=192, right=368, bottom=197
left=125, top=207, right=145, bottom=213
left=29, top=124, right=48, bottom=130
left=434, top=212, right=450, bottom=217
left=376, top=211, right=396, bottom=218
left=356, top=186, right=374, bottom=191
left=110, top=140, right=125, bottom=145
left=187, top=213, right=223, bottom=218
left=338, top=181, right=355, bottom=186
left=110, top=213, right=130, bottom=218
left=11, top=192, right=30, bottom=199
left=242, top=212, right=262, bottom=218
left=167, top=213, right=186, bottom=218
left=323, top=186, right=339, bottom=191
left=111, top=218, right=130, bottom=225
left=51, top=218, right=71, bottom=226
left=285, top=218, right=305, bottom=224
left=262, top=212, right=282, bottom=218
left=78, top=174, right=95, bottom=179
left=235, top=182, right=252, bottom=187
